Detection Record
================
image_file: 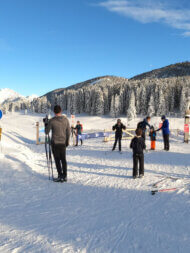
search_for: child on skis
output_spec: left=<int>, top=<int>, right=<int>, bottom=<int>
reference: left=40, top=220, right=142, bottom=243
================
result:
left=149, top=126, right=156, bottom=150
left=130, top=128, right=146, bottom=179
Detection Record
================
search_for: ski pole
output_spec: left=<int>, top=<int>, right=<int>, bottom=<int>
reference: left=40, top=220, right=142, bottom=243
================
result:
left=45, top=134, right=50, bottom=180
left=43, top=115, right=51, bottom=180
left=151, top=188, right=177, bottom=195
left=48, top=134, right=54, bottom=180
left=152, top=176, right=179, bottom=188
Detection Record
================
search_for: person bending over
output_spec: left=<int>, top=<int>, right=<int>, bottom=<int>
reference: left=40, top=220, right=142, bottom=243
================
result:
left=156, top=115, right=170, bottom=151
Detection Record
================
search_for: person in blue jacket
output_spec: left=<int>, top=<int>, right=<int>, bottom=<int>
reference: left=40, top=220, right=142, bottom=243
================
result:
left=157, top=115, right=170, bottom=151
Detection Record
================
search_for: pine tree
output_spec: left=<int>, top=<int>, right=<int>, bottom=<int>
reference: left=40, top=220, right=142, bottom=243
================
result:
left=147, top=94, right=155, bottom=116
left=139, top=86, right=147, bottom=115
left=127, top=90, right=136, bottom=120
left=94, top=89, right=104, bottom=115
left=114, top=94, right=121, bottom=117
left=180, top=87, right=187, bottom=115
left=110, top=95, right=115, bottom=117
left=157, top=88, right=167, bottom=115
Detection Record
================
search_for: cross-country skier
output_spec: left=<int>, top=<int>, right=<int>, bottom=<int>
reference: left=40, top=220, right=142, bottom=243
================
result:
left=112, top=119, right=126, bottom=152
left=130, top=128, right=146, bottom=179
left=74, top=121, right=83, bottom=146
left=45, top=105, right=70, bottom=182
left=137, top=116, right=151, bottom=142
left=156, top=115, right=170, bottom=151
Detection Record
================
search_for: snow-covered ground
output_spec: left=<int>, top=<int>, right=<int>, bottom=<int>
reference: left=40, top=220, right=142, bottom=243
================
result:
left=0, top=112, right=190, bottom=253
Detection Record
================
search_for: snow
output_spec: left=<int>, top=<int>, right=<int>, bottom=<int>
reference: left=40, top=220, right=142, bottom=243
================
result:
left=0, top=88, right=23, bottom=104
left=0, top=112, right=190, bottom=253
left=90, top=78, right=107, bottom=85
left=26, top=94, right=39, bottom=101
left=0, top=88, right=38, bottom=105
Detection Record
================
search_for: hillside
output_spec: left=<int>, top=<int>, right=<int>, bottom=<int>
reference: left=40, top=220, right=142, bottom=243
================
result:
left=131, top=62, right=190, bottom=80
left=1, top=62, right=190, bottom=116
left=44, top=76, right=127, bottom=99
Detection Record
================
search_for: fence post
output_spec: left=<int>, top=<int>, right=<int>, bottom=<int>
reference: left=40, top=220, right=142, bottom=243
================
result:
left=104, top=129, right=107, bottom=142
left=36, top=122, right=39, bottom=145
left=184, top=110, right=190, bottom=143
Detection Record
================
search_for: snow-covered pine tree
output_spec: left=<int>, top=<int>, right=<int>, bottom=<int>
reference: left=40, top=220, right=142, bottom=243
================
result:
left=156, top=87, right=167, bottom=116
left=134, top=84, right=141, bottom=114
left=84, top=88, right=91, bottom=114
left=180, top=87, right=187, bottom=115
left=147, top=93, right=155, bottom=116
left=103, top=88, right=109, bottom=114
left=127, top=90, right=136, bottom=120
left=93, top=89, right=104, bottom=115
left=110, top=95, right=115, bottom=117
left=114, top=94, right=120, bottom=117
left=139, top=86, right=147, bottom=115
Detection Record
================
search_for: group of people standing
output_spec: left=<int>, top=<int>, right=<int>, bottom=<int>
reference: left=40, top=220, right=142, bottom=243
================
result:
left=45, top=105, right=84, bottom=182
left=112, top=116, right=170, bottom=179
left=45, top=104, right=170, bottom=182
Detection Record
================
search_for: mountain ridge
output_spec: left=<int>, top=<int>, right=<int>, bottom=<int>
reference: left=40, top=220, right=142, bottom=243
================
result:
left=130, top=61, right=190, bottom=80
left=44, top=61, right=190, bottom=96
left=1, top=61, right=190, bottom=116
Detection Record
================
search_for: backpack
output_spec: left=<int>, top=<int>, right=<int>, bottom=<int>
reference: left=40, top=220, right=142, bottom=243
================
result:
left=80, top=124, right=83, bottom=132
left=137, top=121, right=144, bottom=129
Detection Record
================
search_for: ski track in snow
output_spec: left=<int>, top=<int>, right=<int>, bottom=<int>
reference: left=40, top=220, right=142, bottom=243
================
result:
left=0, top=113, right=190, bottom=253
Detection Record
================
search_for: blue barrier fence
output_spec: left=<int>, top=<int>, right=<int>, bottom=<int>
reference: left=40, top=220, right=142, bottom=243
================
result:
left=78, top=132, right=110, bottom=140
left=38, top=128, right=111, bottom=143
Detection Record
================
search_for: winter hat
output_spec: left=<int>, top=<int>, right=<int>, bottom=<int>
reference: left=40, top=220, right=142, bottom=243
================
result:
left=117, top=119, right=121, bottom=123
left=161, top=115, right=166, bottom=120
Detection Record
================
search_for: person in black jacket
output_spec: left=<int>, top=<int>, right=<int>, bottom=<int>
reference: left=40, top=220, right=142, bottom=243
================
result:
left=137, top=116, right=151, bottom=141
left=130, top=128, right=146, bottom=179
left=112, top=119, right=126, bottom=152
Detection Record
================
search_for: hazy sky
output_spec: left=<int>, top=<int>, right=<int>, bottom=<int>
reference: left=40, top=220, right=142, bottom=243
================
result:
left=0, top=0, right=190, bottom=96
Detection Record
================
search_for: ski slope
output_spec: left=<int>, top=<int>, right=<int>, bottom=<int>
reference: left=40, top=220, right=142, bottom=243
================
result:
left=0, top=112, right=190, bottom=253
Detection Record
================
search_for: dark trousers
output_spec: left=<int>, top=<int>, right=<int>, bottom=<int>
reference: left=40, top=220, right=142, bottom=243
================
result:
left=112, top=136, right=122, bottom=151
left=52, top=144, right=67, bottom=179
left=142, top=131, right=146, bottom=142
left=163, top=134, right=169, bottom=150
left=133, top=154, right=144, bottom=177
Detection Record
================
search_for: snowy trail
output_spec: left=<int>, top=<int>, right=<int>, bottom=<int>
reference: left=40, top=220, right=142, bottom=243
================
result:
left=0, top=113, right=190, bottom=252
